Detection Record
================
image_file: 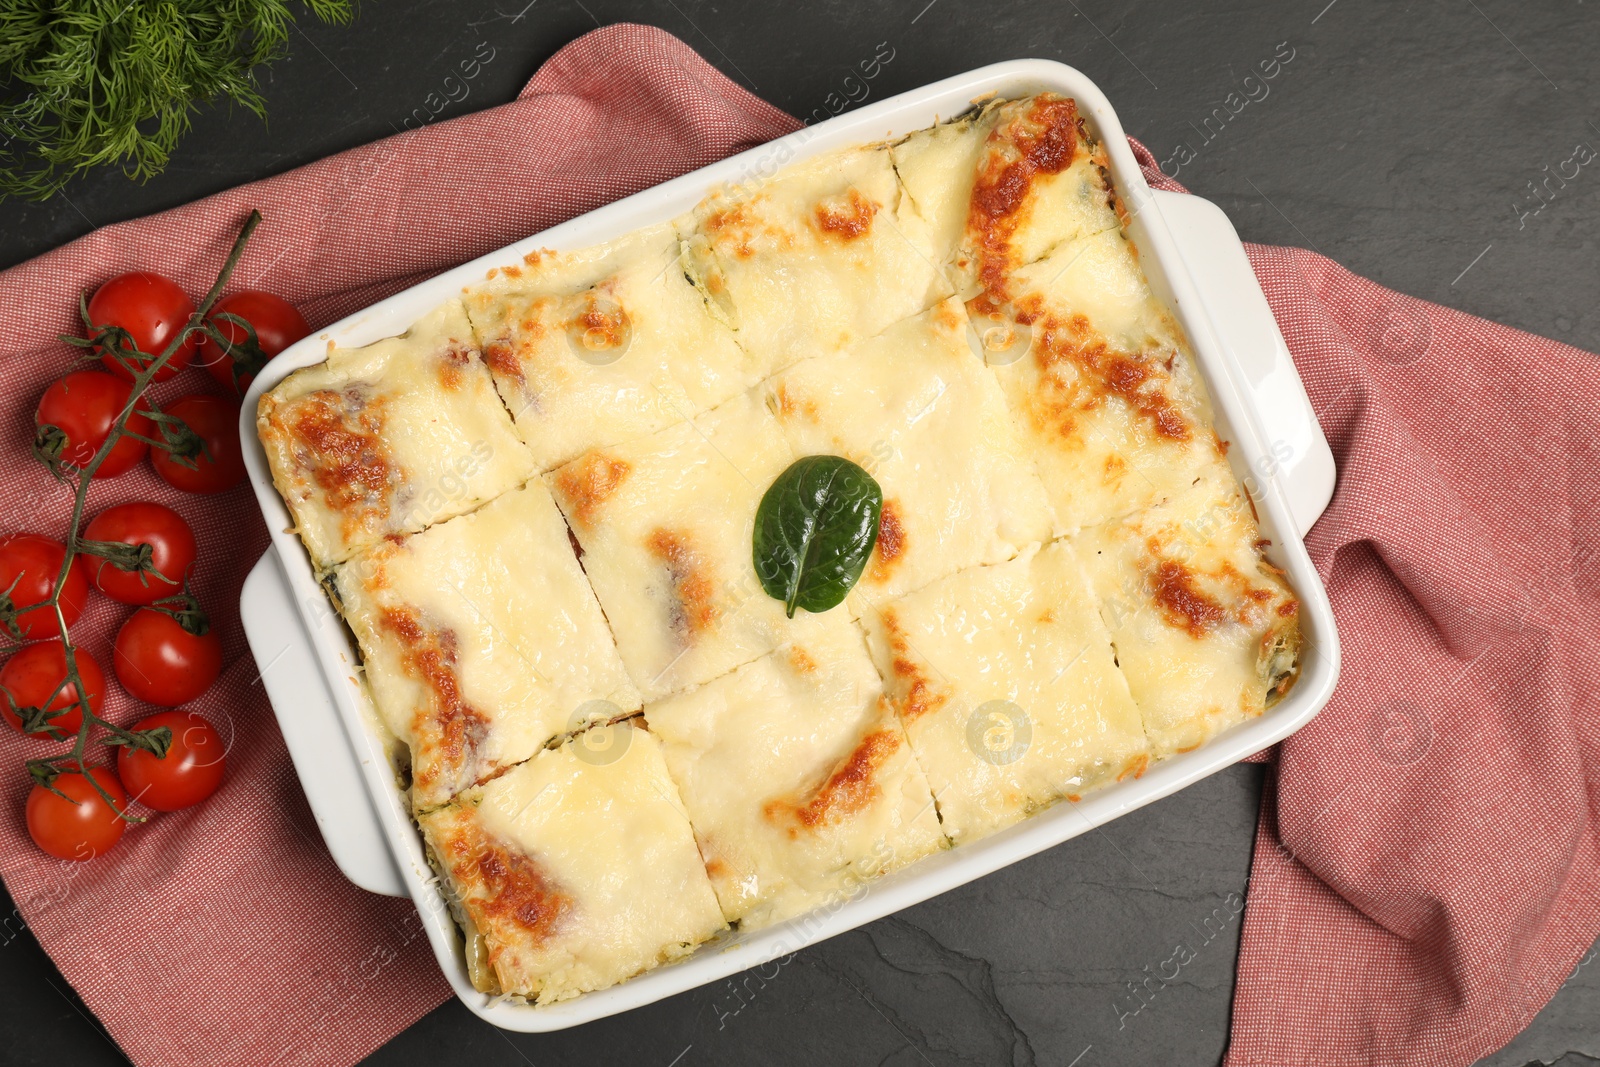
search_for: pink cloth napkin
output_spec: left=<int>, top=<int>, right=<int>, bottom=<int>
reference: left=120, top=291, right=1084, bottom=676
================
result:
left=0, top=24, right=793, bottom=1067
left=0, top=21, right=1593, bottom=1067
left=1133, top=150, right=1600, bottom=1067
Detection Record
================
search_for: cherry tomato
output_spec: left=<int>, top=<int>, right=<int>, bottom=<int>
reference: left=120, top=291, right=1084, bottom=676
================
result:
left=0, top=642, right=104, bottom=736
left=150, top=394, right=246, bottom=494
left=199, top=291, right=310, bottom=393
left=0, top=534, right=87, bottom=640
left=34, top=370, right=155, bottom=478
left=82, top=503, right=197, bottom=606
left=87, top=272, right=197, bottom=382
left=26, top=766, right=128, bottom=861
left=117, top=710, right=225, bottom=811
left=113, top=607, right=222, bottom=706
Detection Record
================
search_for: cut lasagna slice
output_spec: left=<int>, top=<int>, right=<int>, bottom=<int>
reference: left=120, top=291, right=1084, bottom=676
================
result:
left=645, top=612, right=944, bottom=931
left=683, top=143, right=950, bottom=377
left=861, top=541, right=1149, bottom=845
left=335, top=481, right=640, bottom=809
left=417, top=721, right=726, bottom=1002
left=982, top=226, right=1224, bottom=532
left=547, top=391, right=805, bottom=701
left=764, top=297, right=1054, bottom=610
left=257, top=300, right=535, bottom=568
left=891, top=93, right=1121, bottom=295
left=462, top=221, right=761, bottom=472
left=1073, top=471, right=1301, bottom=756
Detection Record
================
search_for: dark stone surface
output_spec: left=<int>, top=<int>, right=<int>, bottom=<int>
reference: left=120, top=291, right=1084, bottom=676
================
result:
left=0, top=2, right=1596, bottom=1065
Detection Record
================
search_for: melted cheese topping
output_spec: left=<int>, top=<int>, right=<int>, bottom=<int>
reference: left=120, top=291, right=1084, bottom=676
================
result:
left=462, top=222, right=761, bottom=472
left=1072, top=472, right=1301, bottom=756
left=645, top=612, right=944, bottom=930
left=335, top=481, right=639, bottom=809
left=892, top=95, right=1119, bottom=297
left=861, top=542, right=1149, bottom=845
left=765, top=297, right=1053, bottom=609
left=547, top=391, right=809, bottom=701
left=418, top=723, right=726, bottom=1002
left=684, top=145, right=950, bottom=376
left=984, top=228, right=1221, bottom=532
left=257, top=301, right=534, bottom=568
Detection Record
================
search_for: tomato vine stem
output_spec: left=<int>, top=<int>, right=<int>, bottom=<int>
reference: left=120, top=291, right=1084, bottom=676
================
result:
left=15, top=210, right=262, bottom=816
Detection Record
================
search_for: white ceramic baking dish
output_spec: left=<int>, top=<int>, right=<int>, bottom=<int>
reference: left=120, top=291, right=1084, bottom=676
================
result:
left=237, top=58, right=1340, bottom=1032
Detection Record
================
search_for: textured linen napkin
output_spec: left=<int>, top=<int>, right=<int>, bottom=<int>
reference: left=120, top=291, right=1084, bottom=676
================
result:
left=0, top=21, right=1593, bottom=1067
left=0, top=23, right=794, bottom=1067
left=1130, top=150, right=1600, bottom=1067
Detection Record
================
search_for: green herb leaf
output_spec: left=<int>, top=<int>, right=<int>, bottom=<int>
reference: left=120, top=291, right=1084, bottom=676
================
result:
left=0, top=0, right=355, bottom=201
left=753, top=455, right=883, bottom=618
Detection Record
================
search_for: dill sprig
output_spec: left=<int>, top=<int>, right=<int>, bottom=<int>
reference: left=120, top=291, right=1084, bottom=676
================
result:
left=0, top=0, right=355, bottom=201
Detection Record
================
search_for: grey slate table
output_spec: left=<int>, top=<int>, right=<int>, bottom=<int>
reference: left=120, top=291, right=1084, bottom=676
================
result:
left=0, top=2, right=1596, bottom=1065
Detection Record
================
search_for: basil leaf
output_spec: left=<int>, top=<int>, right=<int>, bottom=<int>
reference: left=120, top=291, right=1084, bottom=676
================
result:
left=753, top=455, right=883, bottom=618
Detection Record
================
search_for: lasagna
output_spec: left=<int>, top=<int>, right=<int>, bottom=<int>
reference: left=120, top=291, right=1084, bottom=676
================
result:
left=645, top=612, right=944, bottom=930
left=417, top=721, right=726, bottom=1002
left=335, top=481, right=639, bottom=809
left=258, top=91, right=1302, bottom=1003
left=258, top=300, right=535, bottom=567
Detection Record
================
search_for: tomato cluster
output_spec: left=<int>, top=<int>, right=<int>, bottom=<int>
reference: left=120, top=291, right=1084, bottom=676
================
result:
left=4, top=265, right=303, bottom=861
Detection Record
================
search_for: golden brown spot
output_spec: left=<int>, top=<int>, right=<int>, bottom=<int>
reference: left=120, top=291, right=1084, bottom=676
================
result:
left=1277, top=600, right=1299, bottom=617
left=522, top=248, right=553, bottom=267
left=771, top=381, right=819, bottom=422
left=868, top=499, right=906, bottom=583
left=1025, top=311, right=1194, bottom=444
left=286, top=389, right=398, bottom=541
left=881, top=611, right=947, bottom=723
left=442, top=819, right=571, bottom=951
left=1038, top=607, right=1056, bottom=624
left=933, top=299, right=964, bottom=333
left=704, top=857, right=728, bottom=879
left=766, top=730, right=900, bottom=835
left=1150, top=560, right=1228, bottom=638
left=381, top=606, right=490, bottom=796
left=553, top=453, right=632, bottom=526
left=1117, top=753, right=1150, bottom=782
left=482, top=339, right=524, bottom=389
left=437, top=346, right=471, bottom=391
left=570, top=294, right=629, bottom=352
left=968, top=95, right=1083, bottom=304
left=647, top=528, right=720, bottom=638
left=787, top=645, right=818, bottom=674
left=814, top=188, right=878, bottom=241
left=1065, top=793, right=1082, bottom=803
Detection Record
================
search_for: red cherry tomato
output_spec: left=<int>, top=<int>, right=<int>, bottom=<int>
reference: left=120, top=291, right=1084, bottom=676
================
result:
left=34, top=370, right=155, bottom=478
left=0, top=642, right=104, bottom=736
left=150, top=394, right=246, bottom=494
left=199, top=291, right=310, bottom=394
left=0, top=534, right=88, bottom=640
left=113, top=607, right=222, bottom=706
left=26, top=766, right=128, bottom=861
left=117, top=710, right=225, bottom=811
left=87, top=272, right=197, bottom=382
left=82, top=502, right=197, bottom=606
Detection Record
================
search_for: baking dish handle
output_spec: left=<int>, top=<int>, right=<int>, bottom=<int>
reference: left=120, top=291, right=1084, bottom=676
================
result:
left=1151, top=190, right=1336, bottom=537
left=240, top=549, right=408, bottom=897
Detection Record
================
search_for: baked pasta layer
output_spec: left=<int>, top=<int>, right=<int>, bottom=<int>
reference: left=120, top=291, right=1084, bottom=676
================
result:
left=645, top=612, right=945, bottom=930
left=335, top=481, right=639, bottom=809
left=547, top=390, right=803, bottom=701
left=763, top=296, right=1054, bottom=611
left=258, top=90, right=1306, bottom=1005
left=683, top=144, right=951, bottom=377
left=1072, top=471, right=1301, bottom=756
left=861, top=542, right=1150, bottom=844
left=418, top=722, right=726, bottom=1002
left=462, top=221, right=761, bottom=473
left=258, top=300, right=535, bottom=568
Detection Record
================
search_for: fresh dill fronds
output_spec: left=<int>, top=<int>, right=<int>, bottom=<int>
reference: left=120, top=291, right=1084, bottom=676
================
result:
left=0, top=0, right=355, bottom=201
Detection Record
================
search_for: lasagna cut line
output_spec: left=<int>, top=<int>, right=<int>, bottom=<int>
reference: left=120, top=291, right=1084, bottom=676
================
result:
left=258, top=91, right=1302, bottom=1003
